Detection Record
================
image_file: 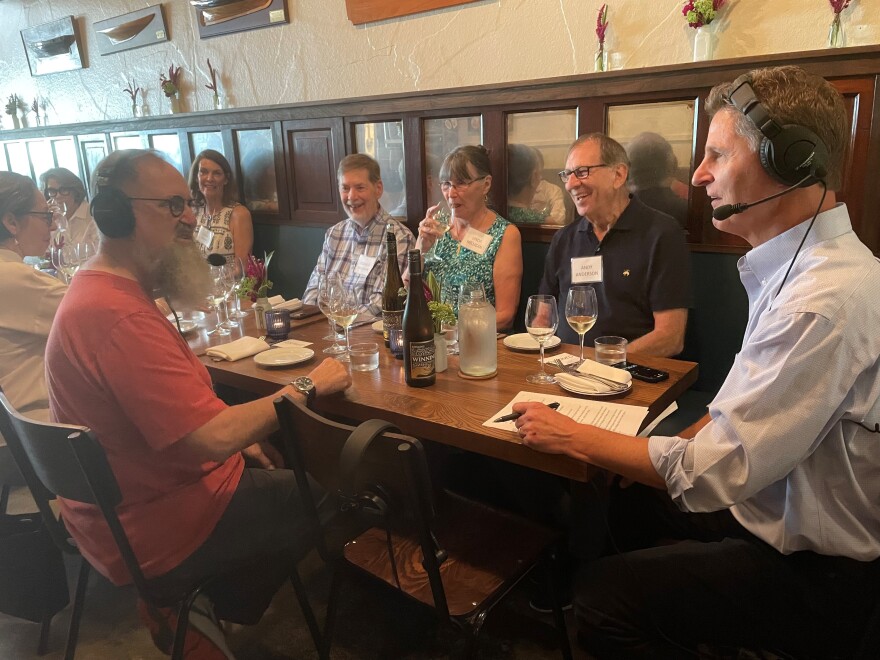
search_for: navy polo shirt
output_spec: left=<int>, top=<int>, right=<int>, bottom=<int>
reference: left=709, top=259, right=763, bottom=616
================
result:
left=538, top=196, right=692, bottom=346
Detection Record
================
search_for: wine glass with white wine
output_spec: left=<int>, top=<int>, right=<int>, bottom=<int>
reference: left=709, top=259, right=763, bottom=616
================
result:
left=525, top=294, right=558, bottom=384
left=565, top=285, right=598, bottom=362
left=327, top=278, right=358, bottom=362
left=424, top=203, right=452, bottom=268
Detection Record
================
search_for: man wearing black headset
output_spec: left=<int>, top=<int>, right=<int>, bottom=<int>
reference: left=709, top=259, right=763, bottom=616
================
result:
left=512, top=66, right=880, bottom=657
left=44, top=150, right=351, bottom=656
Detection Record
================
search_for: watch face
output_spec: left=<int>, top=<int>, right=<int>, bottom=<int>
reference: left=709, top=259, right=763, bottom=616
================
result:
left=294, top=376, right=314, bottom=394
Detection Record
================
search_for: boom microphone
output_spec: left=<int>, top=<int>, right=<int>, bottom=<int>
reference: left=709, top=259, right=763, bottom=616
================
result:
left=206, top=253, right=226, bottom=267
left=712, top=172, right=815, bottom=221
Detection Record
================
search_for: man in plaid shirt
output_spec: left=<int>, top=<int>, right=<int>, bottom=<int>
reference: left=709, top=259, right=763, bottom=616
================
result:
left=302, top=154, right=414, bottom=316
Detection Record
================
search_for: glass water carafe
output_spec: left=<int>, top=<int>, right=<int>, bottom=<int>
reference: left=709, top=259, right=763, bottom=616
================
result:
left=458, top=282, right=497, bottom=377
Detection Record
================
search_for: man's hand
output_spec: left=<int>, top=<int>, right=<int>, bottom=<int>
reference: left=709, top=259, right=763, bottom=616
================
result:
left=512, top=401, right=580, bottom=455
left=242, top=441, right=285, bottom=469
left=308, top=357, right=352, bottom=397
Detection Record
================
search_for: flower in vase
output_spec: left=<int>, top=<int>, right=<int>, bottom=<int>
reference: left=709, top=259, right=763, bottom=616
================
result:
left=682, top=0, right=726, bottom=28
left=239, top=251, right=274, bottom=302
left=829, top=0, right=852, bottom=15
left=159, top=63, right=182, bottom=98
left=596, top=4, right=608, bottom=47
left=5, top=94, right=19, bottom=117
left=205, top=58, right=219, bottom=98
left=123, top=80, right=141, bottom=104
left=428, top=301, right=456, bottom=335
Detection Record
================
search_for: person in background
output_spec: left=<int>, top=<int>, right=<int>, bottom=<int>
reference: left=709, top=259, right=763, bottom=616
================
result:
left=529, top=147, right=567, bottom=225
left=506, top=143, right=545, bottom=224
left=0, top=173, right=66, bottom=486
left=515, top=65, right=880, bottom=659
left=416, top=144, right=523, bottom=331
left=45, top=149, right=351, bottom=656
left=188, top=149, right=254, bottom=270
left=39, top=167, right=98, bottom=247
left=539, top=133, right=691, bottom=356
left=626, top=131, right=689, bottom=228
left=302, top=153, right=414, bottom=317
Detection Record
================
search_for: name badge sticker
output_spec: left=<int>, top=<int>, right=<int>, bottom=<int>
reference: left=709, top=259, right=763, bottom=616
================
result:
left=354, top=254, right=378, bottom=278
left=461, top=227, right=492, bottom=255
left=571, top=256, right=603, bottom=284
left=196, top=225, right=214, bottom=249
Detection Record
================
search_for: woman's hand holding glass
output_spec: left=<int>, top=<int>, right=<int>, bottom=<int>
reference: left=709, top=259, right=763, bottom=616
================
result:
left=525, top=294, right=558, bottom=385
left=565, top=285, right=598, bottom=361
left=419, top=202, right=452, bottom=266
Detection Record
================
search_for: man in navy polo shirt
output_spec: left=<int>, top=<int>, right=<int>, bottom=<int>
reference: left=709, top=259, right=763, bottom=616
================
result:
left=539, top=133, right=691, bottom=356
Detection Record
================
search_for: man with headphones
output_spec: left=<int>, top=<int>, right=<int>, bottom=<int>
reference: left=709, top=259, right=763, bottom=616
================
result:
left=512, top=66, right=880, bottom=657
left=44, top=149, right=351, bottom=656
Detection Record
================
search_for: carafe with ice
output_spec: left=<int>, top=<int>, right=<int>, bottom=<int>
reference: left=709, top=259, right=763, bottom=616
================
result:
left=458, top=281, right=497, bottom=378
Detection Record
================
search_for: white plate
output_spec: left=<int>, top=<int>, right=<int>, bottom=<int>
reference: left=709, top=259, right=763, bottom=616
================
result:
left=502, top=333, right=562, bottom=352
left=372, top=320, right=384, bottom=333
left=253, top=347, right=315, bottom=367
left=556, top=375, right=632, bottom=397
left=167, top=315, right=198, bottom=335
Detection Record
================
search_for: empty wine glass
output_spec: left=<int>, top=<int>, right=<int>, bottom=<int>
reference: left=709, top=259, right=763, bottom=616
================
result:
left=51, top=241, right=78, bottom=284
left=219, top=264, right=240, bottom=329
left=525, top=294, right=558, bottom=384
left=76, top=241, right=95, bottom=268
left=327, top=278, right=358, bottom=362
left=207, top=265, right=232, bottom=336
left=440, top=283, right=460, bottom=355
left=565, top=285, right=598, bottom=361
left=318, top=272, right=347, bottom=355
left=227, top=258, right=248, bottom=320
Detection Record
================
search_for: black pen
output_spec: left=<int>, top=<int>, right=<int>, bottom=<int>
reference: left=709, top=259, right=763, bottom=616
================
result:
left=494, top=401, right=560, bottom=423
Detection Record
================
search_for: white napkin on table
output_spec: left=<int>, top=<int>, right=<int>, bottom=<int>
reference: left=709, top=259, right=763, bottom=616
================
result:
left=205, top=336, right=270, bottom=361
left=273, top=298, right=303, bottom=311
left=267, top=295, right=286, bottom=306
left=576, top=359, right=632, bottom=384
left=555, top=372, right=610, bottom=394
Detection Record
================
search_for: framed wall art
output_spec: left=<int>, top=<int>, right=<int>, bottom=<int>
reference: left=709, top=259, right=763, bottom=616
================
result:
left=345, top=0, right=482, bottom=25
left=94, top=5, right=169, bottom=56
left=20, top=16, right=85, bottom=77
left=191, top=0, right=289, bottom=39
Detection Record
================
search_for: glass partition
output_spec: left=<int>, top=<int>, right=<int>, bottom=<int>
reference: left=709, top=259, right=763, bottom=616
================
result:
left=190, top=131, right=224, bottom=158
left=354, top=121, right=405, bottom=219
left=423, top=115, right=481, bottom=208
left=6, top=142, right=31, bottom=177
left=78, top=135, right=109, bottom=195
left=51, top=138, right=79, bottom=176
left=27, top=140, right=55, bottom=182
left=234, top=128, right=278, bottom=213
left=606, top=100, right=696, bottom=229
left=506, top=109, right=577, bottom=225
left=149, top=134, right=183, bottom=174
left=111, top=133, right=146, bottom=151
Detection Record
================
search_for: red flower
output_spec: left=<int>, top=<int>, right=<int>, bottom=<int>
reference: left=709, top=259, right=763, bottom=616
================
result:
left=596, top=4, right=608, bottom=46
left=829, top=0, right=852, bottom=14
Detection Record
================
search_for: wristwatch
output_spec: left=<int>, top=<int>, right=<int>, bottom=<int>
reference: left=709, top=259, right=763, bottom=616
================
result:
left=291, top=376, right=316, bottom=404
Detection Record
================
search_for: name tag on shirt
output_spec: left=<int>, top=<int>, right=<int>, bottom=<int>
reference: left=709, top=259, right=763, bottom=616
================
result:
left=354, top=254, right=377, bottom=278
left=571, top=256, right=603, bottom=284
left=461, top=227, right=492, bottom=255
left=196, top=225, right=214, bottom=248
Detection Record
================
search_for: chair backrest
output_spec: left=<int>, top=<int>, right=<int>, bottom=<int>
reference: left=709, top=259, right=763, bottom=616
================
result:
left=0, top=389, right=155, bottom=600
left=274, top=394, right=449, bottom=615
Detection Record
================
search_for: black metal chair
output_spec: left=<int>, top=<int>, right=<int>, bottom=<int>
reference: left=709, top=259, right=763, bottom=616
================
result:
left=0, top=391, right=90, bottom=659
left=274, top=393, right=572, bottom=659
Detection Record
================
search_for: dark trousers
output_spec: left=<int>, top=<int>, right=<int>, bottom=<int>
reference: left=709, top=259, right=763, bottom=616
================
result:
left=145, top=467, right=311, bottom=624
left=575, top=483, right=880, bottom=659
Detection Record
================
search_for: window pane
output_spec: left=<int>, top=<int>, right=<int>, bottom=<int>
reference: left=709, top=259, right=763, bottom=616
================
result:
left=6, top=142, right=31, bottom=177
left=235, top=128, right=278, bottom=213
left=149, top=134, right=183, bottom=174
left=606, top=100, right=696, bottom=230
left=424, top=116, right=481, bottom=208
left=27, top=140, right=55, bottom=183
left=507, top=109, right=577, bottom=225
left=52, top=138, right=79, bottom=176
left=111, top=133, right=145, bottom=151
left=190, top=131, right=224, bottom=157
left=354, top=121, right=405, bottom=219
left=79, top=136, right=108, bottom=196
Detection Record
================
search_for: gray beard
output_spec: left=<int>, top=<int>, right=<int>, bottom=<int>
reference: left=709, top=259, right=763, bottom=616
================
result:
left=152, top=241, right=212, bottom=311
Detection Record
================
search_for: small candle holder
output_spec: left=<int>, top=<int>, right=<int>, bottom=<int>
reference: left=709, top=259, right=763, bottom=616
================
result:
left=264, top=309, right=290, bottom=341
left=389, top=328, right=404, bottom=359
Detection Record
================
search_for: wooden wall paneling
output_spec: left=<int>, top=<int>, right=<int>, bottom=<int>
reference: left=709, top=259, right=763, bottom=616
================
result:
left=580, top=99, right=604, bottom=136
left=282, top=117, right=344, bottom=227
left=864, top=75, right=880, bottom=254
left=481, top=108, right=505, bottom=214
left=403, top=115, right=423, bottom=230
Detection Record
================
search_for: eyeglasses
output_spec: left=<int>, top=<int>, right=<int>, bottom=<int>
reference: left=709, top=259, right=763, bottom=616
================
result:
left=44, top=186, right=74, bottom=197
left=128, top=195, right=201, bottom=218
left=557, top=164, right=609, bottom=183
left=25, top=210, right=56, bottom=226
left=439, top=175, right=488, bottom=193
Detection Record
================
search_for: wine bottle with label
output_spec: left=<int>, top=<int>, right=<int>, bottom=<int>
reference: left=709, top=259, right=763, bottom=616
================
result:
left=381, top=225, right=404, bottom=347
left=402, top=249, right=435, bottom=387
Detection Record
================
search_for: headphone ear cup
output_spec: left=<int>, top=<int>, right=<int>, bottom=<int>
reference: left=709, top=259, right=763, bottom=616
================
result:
left=90, top=188, right=135, bottom=238
left=761, top=125, right=828, bottom=187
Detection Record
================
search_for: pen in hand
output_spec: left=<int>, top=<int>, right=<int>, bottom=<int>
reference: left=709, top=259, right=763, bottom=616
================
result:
left=494, top=401, right=560, bottom=423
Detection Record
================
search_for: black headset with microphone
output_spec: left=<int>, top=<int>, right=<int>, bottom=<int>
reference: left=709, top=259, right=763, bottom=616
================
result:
left=89, top=150, right=151, bottom=238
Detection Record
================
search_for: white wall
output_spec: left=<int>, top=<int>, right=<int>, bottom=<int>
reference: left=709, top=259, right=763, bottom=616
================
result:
left=0, top=0, right=877, bottom=127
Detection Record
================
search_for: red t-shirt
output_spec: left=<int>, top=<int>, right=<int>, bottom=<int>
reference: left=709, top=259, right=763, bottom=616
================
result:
left=46, top=270, right=242, bottom=585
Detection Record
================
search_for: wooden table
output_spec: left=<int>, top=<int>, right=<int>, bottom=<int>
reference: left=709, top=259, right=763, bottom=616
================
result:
left=189, top=312, right=698, bottom=481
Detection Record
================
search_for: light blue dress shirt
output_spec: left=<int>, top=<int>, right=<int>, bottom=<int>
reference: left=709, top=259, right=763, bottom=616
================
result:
left=650, top=204, right=880, bottom=560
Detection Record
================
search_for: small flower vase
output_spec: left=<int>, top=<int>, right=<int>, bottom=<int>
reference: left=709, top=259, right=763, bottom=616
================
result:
left=253, top=297, right=272, bottom=330
left=828, top=14, right=845, bottom=48
left=693, top=23, right=717, bottom=62
left=169, top=94, right=181, bottom=114
left=131, top=103, right=141, bottom=118
left=213, top=93, right=228, bottom=110
left=594, top=47, right=607, bottom=72
left=434, top=333, right=448, bottom=373
left=10, top=114, right=20, bottom=130
left=18, top=112, right=28, bottom=129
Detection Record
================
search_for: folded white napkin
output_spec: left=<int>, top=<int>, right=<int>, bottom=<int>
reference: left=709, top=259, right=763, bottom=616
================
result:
left=205, top=336, right=270, bottom=361
left=267, top=295, right=286, bottom=306
left=577, top=359, right=632, bottom=384
left=555, top=372, right=609, bottom=394
left=273, top=298, right=303, bottom=311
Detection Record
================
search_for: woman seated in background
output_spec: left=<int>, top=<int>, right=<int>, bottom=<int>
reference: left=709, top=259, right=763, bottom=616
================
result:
left=0, top=173, right=67, bottom=480
left=416, top=144, right=522, bottom=331
left=39, top=167, right=98, bottom=247
left=188, top=149, right=253, bottom=270
left=506, top=144, right=545, bottom=224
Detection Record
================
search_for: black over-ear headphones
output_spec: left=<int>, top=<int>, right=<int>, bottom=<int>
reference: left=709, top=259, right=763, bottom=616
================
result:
left=89, top=150, right=147, bottom=238
left=727, top=77, right=829, bottom=187
left=339, top=419, right=400, bottom=521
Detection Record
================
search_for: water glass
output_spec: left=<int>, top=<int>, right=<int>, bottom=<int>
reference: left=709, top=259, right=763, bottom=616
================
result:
left=594, top=336, right=627, bottom=366
left=349, top=343, right=380, bottom=371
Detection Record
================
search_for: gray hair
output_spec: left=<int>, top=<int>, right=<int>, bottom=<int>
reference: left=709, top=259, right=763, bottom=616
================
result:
left=0, top=172, right=38, bottom=241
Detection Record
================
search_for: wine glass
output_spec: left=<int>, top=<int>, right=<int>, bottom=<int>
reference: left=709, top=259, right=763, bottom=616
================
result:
left=51, top=241, right=79, bottom=284
left=48, top=200, right=68, bottom=234
left=565, top=285, right=598, bottom=362
left=424, top=204, right=452, bottom=268
left=219, top=264, right=240, bottom=329
left=525, top=294, right=558, bottom=384
left=227, top=257, right=248, bottom=320
left=440, top=283, right=460, bottom=355
left=75, top=241, right=95, bottom=268
left=327, top=278, right=358, bottom=362
left=317, top=272, right=347, bottom=355
left=207, top=265, right=232, bottom=336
